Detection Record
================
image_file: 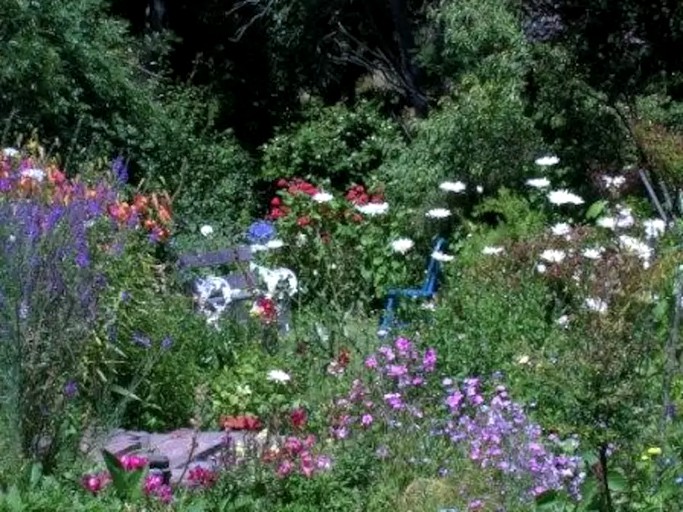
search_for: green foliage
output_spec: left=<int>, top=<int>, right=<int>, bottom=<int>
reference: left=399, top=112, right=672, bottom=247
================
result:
left=423, top=0, right=531, bottom=83
left=526, top=44, right=633, bottom=174
left=380, top=0, right=541, bottom=210
left=260, top=101, right=404, bottom=189
left=90, top=241, right=232, bottom=432
left=381, top=75, right=540, bottom=209
left=210, top=347, right=298, bottom=421
left=0, top=0, right=147, bottom=143
left=127, top=84, right=256, bottom=235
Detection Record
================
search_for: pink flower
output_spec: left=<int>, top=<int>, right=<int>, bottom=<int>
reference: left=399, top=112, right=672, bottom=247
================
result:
left=394, top=337, right=412, bottom=354
left=119, top=454, right=147, bottom=471
left=446, top=391, right=464, bottom=412
left=386, top=364, right=408, bottom=377
left=143, top=474, right=164, bottom=495
left=422, top=348, right=437, bottom=372
left=364, top=355, right=378, bottom=369
left=315, top=454, right=332, bottom=471
left=300, top=452, right=315, bottom=477
left=284, top=436, right=304, bottom=456
left=361, top=413, right=374, bottom=427
left=188, top=466, right=218, bottom=488
left=277, top=460, right=294, bottom=478
left=81, top=472, right=109, bottom=494
left=143, top=474, right=173, bottom=503
left=384, top=392, right=404, bottom=410
left=377, top=346, right=396, bottom=361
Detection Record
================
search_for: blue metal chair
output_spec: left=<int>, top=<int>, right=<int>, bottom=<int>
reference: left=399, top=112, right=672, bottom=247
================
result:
left=377, top=237, right=447, bottom=336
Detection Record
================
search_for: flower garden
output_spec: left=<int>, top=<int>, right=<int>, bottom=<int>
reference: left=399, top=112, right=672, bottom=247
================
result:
left=4, top=1, right=683, bottom=510
left=0, top=140, right=682, bottom=512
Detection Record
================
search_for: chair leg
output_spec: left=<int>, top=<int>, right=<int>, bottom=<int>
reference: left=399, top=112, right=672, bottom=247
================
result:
left=378, top=295, right=397, bottom=336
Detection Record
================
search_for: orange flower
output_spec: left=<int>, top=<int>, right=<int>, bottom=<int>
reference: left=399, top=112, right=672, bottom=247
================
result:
left=47, top=167, right=66, bottom=186
left=143, top=218, right=157, bottom=231
left=133, top=194, right=149, bottom=215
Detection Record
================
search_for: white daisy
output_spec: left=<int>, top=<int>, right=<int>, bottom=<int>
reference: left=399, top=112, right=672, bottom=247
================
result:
left=584, top=297, right=608, bottom=314
left=312, top=192, right=333, bottom=203
left=536, top=263, right=547, bottom=273
left=439, top=181, right=467, bottom=193
left=526, top=177, right=551, bottom=189
left=550, top=222, right=572, bottom=236
left=618, top=235, right=652, bottom=265
left=581, top=247, right=604, bottom=259
left=356, top=202, right=389, bottom=216
left=21, top=168, right=45, bottom=182
left=643, top=218, right=666, bottom=239
left=2, top=147, right=19, bottom=157
left=548, top=189, right=584, bottom=206
left=391, top=238, right=415, bottom=254
left=476, top=185, right=484, bottom=194
left=267, top=369, right=291, bottom=383
left=556, top=315, right=570, bottom=327
left=482, top=246, right=504, bottom=255
left=615, top=206, right=634, bottom=228
left=535, top=155, right=560, bottom=166
left=596, top=216, right=616, bottom=230
left=266, top=239, right=285, bottom=249
left=540, top=249, right=566, bottom=263
left=431, top=250, right=454, bottom=262
left=200, top=225, right=214, bottom=237
left=425, top=208, right=451, bottom=219
left=602, top=175, right=626, bottom=190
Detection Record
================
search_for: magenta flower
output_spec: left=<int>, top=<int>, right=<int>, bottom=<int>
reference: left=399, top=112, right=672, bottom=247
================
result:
left=119, top=454, right=147, bottom=471
left=386, top=364, right=408, bottom=377
left=277, top=460, right=294, bottom=478
left=365, top=355, right=378, bottom=369
left=394, top=337, right=413, bottom=354
left=422, top=347, right=437, bottom=372
left=384, top=392, right=404, bottom=410
left=361, top=413, right=374, bottom=427
left=446, top=390, right=464, bottom=412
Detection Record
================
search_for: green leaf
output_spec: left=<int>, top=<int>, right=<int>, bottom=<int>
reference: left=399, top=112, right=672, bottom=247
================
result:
left=585, top=200, right=608, bottom=220
left=607, top=470, right=628, bottom=493
left=110, top=384, right=142, bottom=402
left=534, top=489, right=561, bottom=510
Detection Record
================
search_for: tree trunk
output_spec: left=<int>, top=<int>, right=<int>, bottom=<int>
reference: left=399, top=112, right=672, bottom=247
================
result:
left=387, top=0, right=428, bottom=117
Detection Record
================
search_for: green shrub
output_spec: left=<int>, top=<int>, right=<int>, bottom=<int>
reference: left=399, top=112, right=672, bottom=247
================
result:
left=260, top=100, right=405, bottom=190
left=382, top=0, right=540, bottom=210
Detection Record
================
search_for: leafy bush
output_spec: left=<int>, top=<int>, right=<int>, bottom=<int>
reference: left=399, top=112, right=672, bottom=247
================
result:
left=383, top=0, right=541, bottom=211
left=260, top=100, right=405, bottom=190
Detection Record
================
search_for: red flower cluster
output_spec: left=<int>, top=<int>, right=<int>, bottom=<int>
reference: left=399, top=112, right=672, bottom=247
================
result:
left=220, top=414, right=263, bottom=431
left=267, top=178, right=320, bottom=220
left=290, top=407, right=308, bottom=430
left=345, top=183, right=384, bottom=206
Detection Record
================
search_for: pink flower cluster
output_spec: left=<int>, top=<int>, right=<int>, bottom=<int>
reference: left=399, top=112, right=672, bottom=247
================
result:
left=81, top=453, right=173, bottom=503
left=329, top=337, right=435, bottom=439
left=187, top=466, right=219, bottom=488
left=262, top=434, right=333, bottom=478
left=143, top=473, right=173, bottom=503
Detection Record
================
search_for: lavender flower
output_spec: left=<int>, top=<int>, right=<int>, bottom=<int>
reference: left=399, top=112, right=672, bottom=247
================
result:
left=132, top=333, right=152, bottom=348
left=112, top=156, right=128, bottom=185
